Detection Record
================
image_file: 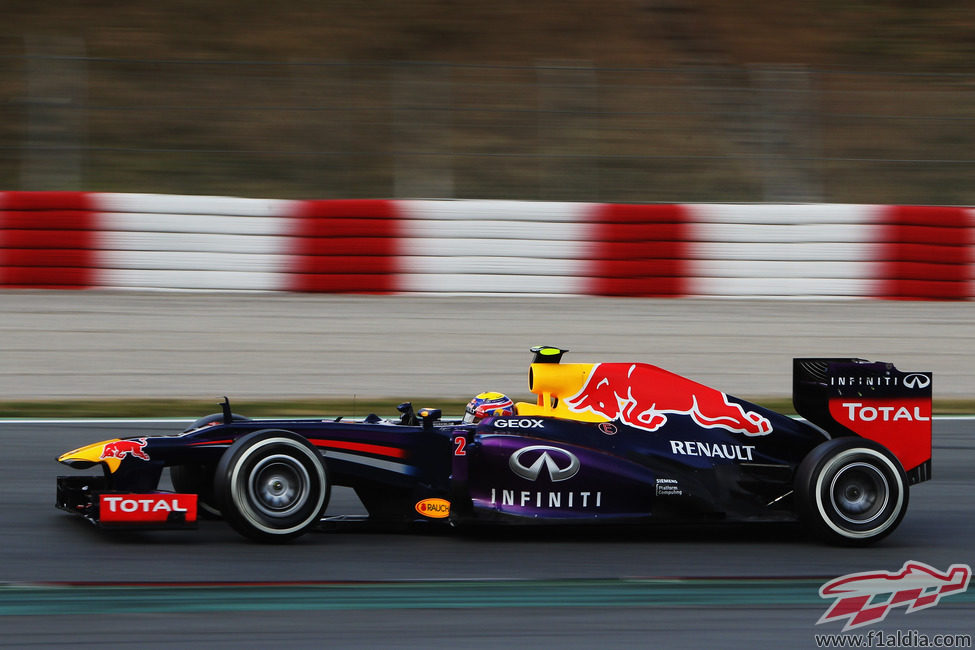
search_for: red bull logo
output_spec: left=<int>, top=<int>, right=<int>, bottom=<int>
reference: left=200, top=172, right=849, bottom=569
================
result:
left=565, top=363, right=772, bottom=436
left=818, top=561, right=971, bottom=631
left=100, top=438, right=150, bottom=461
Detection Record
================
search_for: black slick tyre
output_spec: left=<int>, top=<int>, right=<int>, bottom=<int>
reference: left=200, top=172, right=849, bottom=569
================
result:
left=214, top=429, right=329, bottom=543
left=794, top=438, right=908, bottom=546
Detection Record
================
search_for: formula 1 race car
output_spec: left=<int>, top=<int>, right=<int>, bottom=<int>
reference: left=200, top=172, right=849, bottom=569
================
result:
left=56, top=347, right=933, bottom=545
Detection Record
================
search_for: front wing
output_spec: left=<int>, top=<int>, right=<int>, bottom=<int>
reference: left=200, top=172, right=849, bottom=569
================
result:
left=56, top=475, right=199, bottom=530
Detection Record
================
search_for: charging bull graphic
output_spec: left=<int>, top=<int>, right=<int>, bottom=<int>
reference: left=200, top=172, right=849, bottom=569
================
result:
left=565, top=363, right=772, bottom=436
left=818, top=561, right=971, bottom=631
left=100, top=438, right=150, bottom=461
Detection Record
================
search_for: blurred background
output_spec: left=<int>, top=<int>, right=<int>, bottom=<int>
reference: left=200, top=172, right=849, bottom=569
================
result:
left=3, top=10, right=975, bottom=646
left=2, top=0, right=974, bottom=204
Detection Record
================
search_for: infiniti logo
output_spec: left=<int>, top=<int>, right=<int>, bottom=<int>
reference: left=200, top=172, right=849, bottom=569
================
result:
left=903, top=374, right=931, bottom=389
left=509, top=445, right=580, bottom=482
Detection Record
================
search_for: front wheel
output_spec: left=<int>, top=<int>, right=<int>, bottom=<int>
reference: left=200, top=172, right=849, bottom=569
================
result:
left=794, top=438, right=908, bottom=546
left=214, top=430, right=329, bottom=543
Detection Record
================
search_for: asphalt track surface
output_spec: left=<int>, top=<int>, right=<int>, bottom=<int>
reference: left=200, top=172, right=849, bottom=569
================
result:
left=3, top=292, right=975, bottom=400
left=2, top=292, right=975, bottom=648
left=1, top=418, right=973, bottom=648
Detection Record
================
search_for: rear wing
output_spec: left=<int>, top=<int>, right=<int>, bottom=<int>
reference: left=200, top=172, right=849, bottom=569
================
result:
left=793, top=358, right=932, bottom=484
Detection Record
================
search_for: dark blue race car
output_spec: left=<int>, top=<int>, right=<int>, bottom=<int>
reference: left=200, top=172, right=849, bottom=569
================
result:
left=57, top=347, right=933, bottom=545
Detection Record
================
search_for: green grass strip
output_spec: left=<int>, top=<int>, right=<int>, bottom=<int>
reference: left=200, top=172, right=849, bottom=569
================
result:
left=2, top=397, right=974, bottom=419
left=0, top=578, right=859, bottom=615
left=2, top=579, right=973, bottom=615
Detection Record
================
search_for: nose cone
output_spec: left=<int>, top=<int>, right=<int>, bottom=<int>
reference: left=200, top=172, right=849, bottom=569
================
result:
left=58, top=439, right=123, bottom=472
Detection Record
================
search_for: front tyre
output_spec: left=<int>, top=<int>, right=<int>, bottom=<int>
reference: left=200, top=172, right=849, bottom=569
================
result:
left=214, top=430, right=329, bottom=543
left=795, top=438, right=908, bottom=546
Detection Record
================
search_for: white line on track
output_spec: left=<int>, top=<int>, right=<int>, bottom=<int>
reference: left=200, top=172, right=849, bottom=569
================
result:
left=0, top=418, right=196, bottom=424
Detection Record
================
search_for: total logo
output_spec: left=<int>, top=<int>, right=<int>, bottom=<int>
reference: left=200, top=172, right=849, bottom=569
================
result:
left=103, top=495, right=189, bottom=513
left=494, top=418, right=544, bottom=429
left=99, top=493, right=198, bottom=523
left=839, top=402, right=930, bottom=422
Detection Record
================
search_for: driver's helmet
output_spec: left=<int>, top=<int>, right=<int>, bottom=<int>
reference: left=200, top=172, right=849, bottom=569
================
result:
left=464, top=392, right=515, bottom=423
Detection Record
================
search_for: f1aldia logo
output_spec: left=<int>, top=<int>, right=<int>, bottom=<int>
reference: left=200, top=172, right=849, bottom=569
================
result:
left=818, top=561, right=971, bottom=631
left=509, top=446, right=580, bottom=482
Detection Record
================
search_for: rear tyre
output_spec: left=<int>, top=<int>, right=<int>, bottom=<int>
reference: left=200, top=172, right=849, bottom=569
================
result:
left=214, top=430, right=329, bottom=543
left=795, top=438, right=908, bottom=546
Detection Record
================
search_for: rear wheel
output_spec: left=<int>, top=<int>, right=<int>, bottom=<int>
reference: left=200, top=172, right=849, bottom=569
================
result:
left=214, top=430, right=329, bottom=543
left=795, top=438, right=908, bottom=545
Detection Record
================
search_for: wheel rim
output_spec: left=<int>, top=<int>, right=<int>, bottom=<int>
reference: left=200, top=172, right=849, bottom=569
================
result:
left=247, top=454, right=310, bottom=518
left=224, top=434, right=329, bottom=539
left=829, top=461, right=889, bottom=525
